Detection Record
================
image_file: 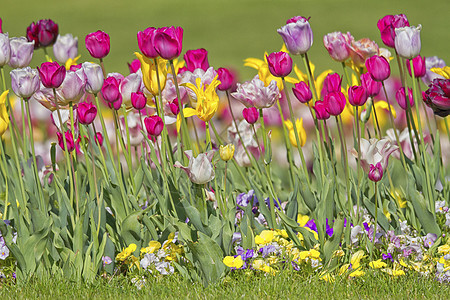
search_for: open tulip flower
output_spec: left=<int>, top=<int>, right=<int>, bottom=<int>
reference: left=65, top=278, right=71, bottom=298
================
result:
left=231, top=75, right=279, bottom=109
left=351, top=138, right=398, bottom=173
left=174, top=150, right=215, bottom=185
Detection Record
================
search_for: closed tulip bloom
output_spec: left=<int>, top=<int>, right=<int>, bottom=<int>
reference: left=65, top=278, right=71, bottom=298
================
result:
left=323, top=31, right=353, bottom=62
left=395, top=25, right=421, bottom=59
left=77, top=102, right=97, bottom=124
left=144, top=115, right=164, bottom=136
left=137, top=27, right=159, bottom=58
left=348, top=85, right=368, bottom=106
left=108, top=96, right=122, bottom=110
left=101, top=76, right=121, bottom=103
left=82, top=62, right=104, bottom=94
left=366, top=55, right=391, bottom=82
left=10, top=67, right=40, bottom=99
left=396, top=87, right=414, bottom=110
left=266, top=51, right=292, bottom=78
left=0, top=33, right=10, bottom=66
left=406, top=55, right=426, bottom=78
left=95, top=132, right=104, bottom=147
left=377, top=14, right=409, bottom=48
left=8, top=37, right=34, bottom=68
left=324, top=91, right=346, bottom=116
left=174, top=150, right=215, bottom=185
left=292, top=81, right=312, bottom=103
left=85, top=30, right=110, bottom=59
left=128, top=59, right=141, bottom=73
left=368, top=162, right=383, bottom=182
left=0, top=91, right=9, bottom=137
left=169, top=98, right=179, bottom=115
left=220, top=144, right=235, bottom=161
left=26, top=22, right=40, bottom=48
left=323, top=73, right=342, bottom=95
left=38, top=61, right=66, bottom=89
left=277, top=17, right=313, bottom=55
left=184, top=48, right=209, bottom=72
left=131, top=91, right=146, bottom=110
left=36, top=19, right=59, bottom=47
left=58, top=69, right=85, bottom=103
left=217, top=67, right=234, bottom=91
left=57, top=130, right=75, bottom=152
left=285, top=118, right=307, bottom=147
left=422, top=78, right=450, bottom=117
left=232, top=75, right=279, bottom=109
left=348, top=38, right=379, bottom=68
left=153, top=26, right=183, bottom=60
left=313, top=100, right=330, bottom=120
left=242, top=107, right=259, bottom=124
left=53, top=33, right=78, bottom=64
left=361, top=73, right=381, bottom=97
left=120, top=73, right=142, bottom=108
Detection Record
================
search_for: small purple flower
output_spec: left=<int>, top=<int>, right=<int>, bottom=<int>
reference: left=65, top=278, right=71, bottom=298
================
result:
left=102, top=256, right=112, bottom=267
left=259, top=245, right=277, bottom=258
left=363, top=222, right=370, bottom=232
left=236, top=190, right=258, bottom=207
left=423, top=233, right=437, bottom=248
left=291, top=261, right=300, bottom=271
left=243, top=249, right=255, bottom=260
left=326, top=219, right=334, bottom=237
left=382, top=253, right=394, bottom=262
left=305, top=219, right=317, bottom=232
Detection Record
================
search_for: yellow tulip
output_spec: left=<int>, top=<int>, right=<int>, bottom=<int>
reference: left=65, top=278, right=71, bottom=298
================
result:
left=430, top=66, right=450, bottom=79
left=0, top=90, right=10, bottom=137
left=219, top=144, right=235, bottom=161
left=135, top=52, right=168, bottom=96
left=284, top=118, right=306, bottom=147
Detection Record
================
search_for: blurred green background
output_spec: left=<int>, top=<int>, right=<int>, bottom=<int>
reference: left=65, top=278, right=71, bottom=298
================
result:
left=2, top=0, right=449, bottom=79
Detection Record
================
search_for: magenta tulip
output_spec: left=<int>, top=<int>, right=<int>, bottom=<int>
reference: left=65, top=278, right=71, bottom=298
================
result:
left=128, top=59, right=141, bottom=73
left=422, top=78, right=450, bottom=117
left=377, top=14, right=409, bottom=48
left=101, top=77, right=121, bottom=103
left=368, top=162, right=383, bottom=182
left=313, top=101, right=330, bottom=120
left=169, top=98, right=179, bottom=115
left=324, top=91, right=346, bottom=116
left=292, top=81, right=312, bottom=103
left=266, top=51, right=292, bottom=78
left=407, top=55, right=426, bottom=78
left=27, top=19, right=59, bottom=48
left=323, top=73, right=342, bottom=95
left=144, top=115, right=164, bottom=136
left=217, top=67, right=234, bottom=91
left=366, top=55, right=391, bottom=82
left=153, top=26, right=183, bottom=60
left=184, top=48, right=209, bottom=72
left=348, top=85, right=368, bottom=106
left=38, top=61, right=66, bottom=89
left=361, top=73, right=381, bottom=97
left=131, top=92, right=146, bottom=110
left=396, top=87, right=414, bottom=110
left=95, top=132, right=104, bottom=147
left=57, top=130, right=75, bottom=152
left=85, top=30, right=110, bottom=59
left=137, top=27, right=159, bottom=59
left=77, top=102, right=97, bottom=125
left=242, top=107, right=259, bottom=124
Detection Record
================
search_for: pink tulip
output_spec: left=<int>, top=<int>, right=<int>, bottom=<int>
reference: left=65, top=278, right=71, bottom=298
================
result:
left=324, top=91, right=346, bottom=116
left=322, top=73, right=342, bottom=96
left=323, top=31, right=353, bottom=62
left=366, top=55, right=391, bottom=82
left=85, top=30, right=110, bottom=59
left=407, top=55, right=426, bottom=78
left=377, top=14, right=409, bottom=48
left=153, top=26, right=183, bottom=60
left=361, top=73, right=381, bottom=97
left=368, top=162, right=383, bottom=182
left=184, top=48, right=209, bottom=72
left=277, top=16, right=313, bottom=55
left=217, top=67, right=234, bottom=91
left=101, top=77, right=121, bottom=103
left=77, top=102, right=97, bottom=125
left=348, top=85, right=368, bottom=106
left=137, top=27, right=159, bottom=59
left=266, top=51, right=292, bottom=78
left=144, top=115, right=164, bottom=136
left=292, top=81, right=312, bottom=103
left=38, top=61, right=66, bottom=89
left=242, top=107, right=259, bottom=124
left=131, top=92, right=146, bottom=110
left=396, top=87, right=414, bottom=110
left=313, top=100, right=330, bottom=120
left=128, top=59, right=141, bottom=73
left=57, top=130, right=75, bottom=152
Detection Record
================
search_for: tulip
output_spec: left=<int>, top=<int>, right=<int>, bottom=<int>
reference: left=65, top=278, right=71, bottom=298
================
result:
left=220, top=144, right=235, bottom=161
left=292, top=81, right=312, bottom=103
left=82, top=62, right=104, bottom=94
left=394, top=25, right=421, bottom=59
left=217, top=67, right=234, bottom=91
left=184, top=48, right=209, bottom=72
left=422, top=78, right=450, bottom=117
left=242, top=107, right=259, bottom=124
left=406, top=55, right=426, bottom=78
left=26, top=21, right=39, bottom=48
left=322, top=73, right=342, bottom=95
left=361, top=73, right=381, bottom=97
left=85, top=30, right=110, bottom=59
left=131, top=91, right=146, bottom=110
left=351, top=138, right=398, bottom=173
left=348, top=86, right=368, bottom=106
left=0, top=91, right=9, bottom=137
left=348, top=38, right=379, bottom=68
left=377, top=14, right=409, bottom=48
left=8, top=37, right=34, bottom=68
left=313, top=100, right=330, bottom=120
left=365, top=55, right=391, bottom=82
left=144, top=115, right=164, bottom=136
left=36, top=19, right=59, bottom=47
left=169, top=98, right=179, bottom=115
left=135, top=52, right=167, bottom=96
left=277, top=17, right=313, bottom=55
left=0, top=33, right=10, bottom=66
left=53, top=33, right=78, bottom=64
left=38, top=61, right=66, bottom=89
left=266, top=51, right=292, bottom=78
left=368, top=162, right=383, bottom=182
left=77, top=102, right=97, bottom=125
left=323, top=31, right=353, bottom=62
left=285, top=118, right=306, bottom=147
left=107, top=96, right=122, bottom=110
left=396, top=87, right=414, bottom=110
left=128, top=59, right=141, bottom=73
left=120, top=73, right=142, bottom=108
left=324, top=91, right=346, bottom=116
left=57, top=130, right=75, bottom=152
left=58, top=69, right=85, bottom=103
left=422, top=56, right=446, bottom=86
left=137, top=27, right=159, bottom=59
left=95, top=132, right=104, bottom=147
left=232, top=75, right=279, bottom=109
left=153, top=26, right=183, bottom=60
left=101, top=77, right=121, bottom=103
left=174, top=150, right=215, bottom=184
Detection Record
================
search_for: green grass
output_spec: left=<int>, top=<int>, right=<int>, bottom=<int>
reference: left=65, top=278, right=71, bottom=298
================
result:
left=2, top=0, right=449, bottom=80
left=1, top=271, right=449, bottom=299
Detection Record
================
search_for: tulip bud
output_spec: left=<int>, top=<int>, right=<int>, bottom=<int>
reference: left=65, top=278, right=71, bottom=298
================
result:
left=266, top=51, right=292, bottom=78
left=144, top=115, right=164, bottom=136
left=85, top=30, right=110, bottom=59
left=137, top=27, right=159, bottom=59
left=396, top=87, right=414, bottom=110
left=368, top=162, right=383, bottom=182
left=313, top=100, right=330, bottom=120
left=38, top=61, right=66, bottom=89
left=53, top=33, right=78, bottom=64
left=0, top=33, right=10, bottom=67
left=131, top=92, right=146, bottom=110
left=394, top=25, right=421, bottom=59
left=101, top=77, right=121, bottom=103
left=324, top=91, right=346, bottom=116
left=361, top=73, right=381, bottom=97
left=242, top=107, right=259, bottom=124
left=153, top=26, right=183, bottom=60
left=219, top=144, right=235, bottom=161
left=292, top=81, right=312, bottom=103
left=77, top=102, right=97, bottom=125
left=184, top=48, right=209, bottom=72
left=277, top=17, right=313, bottom=55
left=365, top=55, right=391, bottom=82
left=82, top=62, right=104, bottom=94
left=8, top=37, right=34, bottom=68
left=217, top=67, right=234, bottom=91
left=348, top=86, right=368, bottom=106
left=169, top=98, right=180, bottom=115
left=323, top=31, right=353, bottom=62
left=323, top=73, right=342, bottom=95
left=407, top=55, right=426, bottom=78
left=95, top=132, right=104, bottom=147
left=10, top=67, right=40, bottom=99
left=57, top=130, right=75, bottom=152
left=174, top=150, right=215, bottom=185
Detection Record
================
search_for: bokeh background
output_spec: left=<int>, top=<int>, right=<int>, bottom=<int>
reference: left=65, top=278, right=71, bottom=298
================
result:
left=2, top=0, right=449, bottom=80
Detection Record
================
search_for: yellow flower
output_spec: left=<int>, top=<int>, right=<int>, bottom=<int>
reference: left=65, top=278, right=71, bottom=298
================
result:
left=333, top=250, right=345, bottom=258
left=135, top=52, right=168, bottom=96
left=255, top=230, right=275, bottom=245
left=65, top=55, right=81, bottom=70
left=252, top=259, right=275, bottom=274
left=284, top=118, right=306, bottom=147
left=219, top=144, right=235, bottom=161
left=0, top=91, right=10, bottom=138
left=275, top=229, right=288, bottom=239
left=319, top=272, right=335, bottom=283
left=430, top=66, right=450, bottom=79
left=223, top=255, right=244, bottom=269
left=297, top=214, right=309, bottom=227
left=392, top=189, right=406, bottom=208
left=349, top=270, right=365, bottom=277
left=298, top=249, right=321, bottom=261
left=116, top=243, right=137, bottom=261
left=141, top=240, right=161, bottom=254
left=438, top=244, right=450, bottom=255
left=382, top=268, right=406, bottom=276
left=350, top=250, right=365, bottom=270
left=168, top=58, right=185, bottom=74
left=369, top=259, right=387, bottom=269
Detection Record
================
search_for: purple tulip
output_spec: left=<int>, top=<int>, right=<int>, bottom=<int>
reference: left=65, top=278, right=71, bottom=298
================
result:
left=144, top=115, right=164, bottom=136
left=101, top=76, right=121, bottom=103
left=53, top=33, right=78, bottom=64
left=8, top=37, right=34, bottom=68
left=266, top=51, right=292, bottom=78
left=395, top=25, right=421, bottom=59
left=323, top=31, right=353, bottom=62
left=348, top=85, right=368, bottom=106
left=242, top=107, right=259, bottom=124
left=153, top=26, right=183, bottom=60
left=26, top=22, right=40, bottom=49
left=313, top=100, right=330, bottom=120
left=0, top=33, right=10, bottom=67
left=58, top=69, right=86, bottom=103
left=85, top=30, right=110, bottom=59
left=217, top=67, right=234, bottom=91
left=57, top=130, right=75, bottom=152
left=137, top=27, right=159, bottom=59
left=366, top=55, right=391, bottom=82
left=396, top=87, right=414, bottom=110
left=184, top=48, right=209, bottom=72
left=10, top=67, right=40, bottom=99
left=131, top=91, right=146, bottom=110
left=37, top=19, right=59, bottom=47
left=361, top=73, right=381, bottom=97
left=77, top=102, right=97, bottom=125
left=277, top=16, right=313, bottom=55
left=38, top=61, right=66, bottom=89
left=82, top=62, right=104, bottom=94
left=368, top=162, right=383, bottom=182
left=292, top=81, right=312, bottom=103
left=422, top=78, right=450, bottom=117
left=377, top=14, right=409, bottom=48
left=406, top=55, right=426, bottom=78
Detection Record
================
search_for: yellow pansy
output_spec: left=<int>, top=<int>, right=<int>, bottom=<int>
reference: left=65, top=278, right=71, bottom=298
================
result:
left=140, top=240, right=161, bottom=254
left=223, top=255, right=244, bottom=269
left=0, top=91, right=10, bottom=137
left=299, top=249, right=321, bottom=261
left=430, top=66, right=450, bottom=79
left=284, top=118, right=306, bottom=147
left=116, top=243, right=137, bottom=261
left=255, top=230, right=275, bottom=245
left=382, top=268, right=406, bottom=276
left=252, top=259, right=275, bottom=274
left=349, top=270, right=365, bottom=277
left=350, top=250, right=365, bottom=270
left=438, top=244, right=450, bottom=255
left=369, top=259, right=387, bottom=269
left=297, top=214, right=309, bottom=227
left=135, top=52, right=168, bottom=96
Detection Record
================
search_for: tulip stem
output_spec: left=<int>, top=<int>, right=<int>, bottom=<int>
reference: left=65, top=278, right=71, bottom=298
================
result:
left=355, top=106, right=362, bottom=222
left=416, top=78, right=435, bottom=144
left=20, top=99, right=28, bottom=160
left=371, top=181, right=378, bottom=262
left=99, top=58, right=107, bottom=78
left=336, top=115, right=351, bottom=219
